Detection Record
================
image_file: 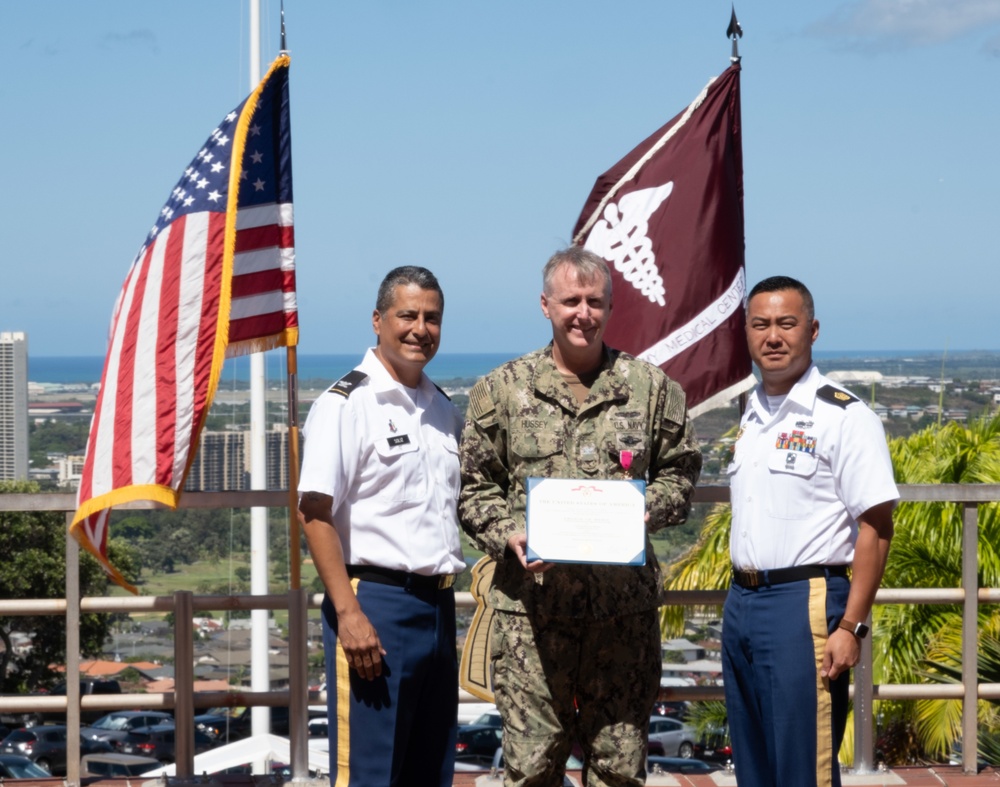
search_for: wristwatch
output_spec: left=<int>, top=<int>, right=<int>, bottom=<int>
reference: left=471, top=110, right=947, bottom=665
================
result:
left=838, top=618, right=870, bottom=639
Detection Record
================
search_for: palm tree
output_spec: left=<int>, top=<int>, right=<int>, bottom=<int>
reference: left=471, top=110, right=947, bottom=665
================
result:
left=660, top=501, right=731, bottom=636
left=918, top=626, right=1000, bottom=762
left=877, top=412, right=1000, bottom=761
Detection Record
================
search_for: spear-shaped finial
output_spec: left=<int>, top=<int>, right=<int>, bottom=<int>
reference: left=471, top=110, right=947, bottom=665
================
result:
left=727, top=5, right=743, bottom=63
left=280, top=0, right=288, bottom=53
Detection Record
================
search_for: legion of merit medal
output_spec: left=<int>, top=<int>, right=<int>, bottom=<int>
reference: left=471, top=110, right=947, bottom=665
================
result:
left=620, top=450, right=633, bottom=478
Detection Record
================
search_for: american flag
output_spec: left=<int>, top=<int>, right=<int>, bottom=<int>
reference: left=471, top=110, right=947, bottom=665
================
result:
left=71, top=55, right=296, bottom=592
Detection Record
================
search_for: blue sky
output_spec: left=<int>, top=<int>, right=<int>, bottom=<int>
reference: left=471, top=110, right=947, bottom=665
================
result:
left=4, top=1, right=999, bottom=359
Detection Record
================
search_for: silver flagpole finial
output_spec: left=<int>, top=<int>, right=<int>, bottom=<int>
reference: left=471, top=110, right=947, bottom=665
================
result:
left=727, top=5, right=743, bottom=63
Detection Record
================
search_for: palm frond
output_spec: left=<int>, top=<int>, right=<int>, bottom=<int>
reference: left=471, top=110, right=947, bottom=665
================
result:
left=661, top=503, right=731, bottom=636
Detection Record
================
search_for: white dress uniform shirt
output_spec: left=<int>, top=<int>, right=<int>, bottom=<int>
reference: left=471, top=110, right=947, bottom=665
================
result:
left=727, top=364, right=899, bottom=571
left=298, top=348, right=466, bottom=576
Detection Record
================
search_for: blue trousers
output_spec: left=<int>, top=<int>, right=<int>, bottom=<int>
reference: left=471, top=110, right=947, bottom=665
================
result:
left=722, top=574, right=850, bottom=787
left=322, top=579, right=458, bottom=787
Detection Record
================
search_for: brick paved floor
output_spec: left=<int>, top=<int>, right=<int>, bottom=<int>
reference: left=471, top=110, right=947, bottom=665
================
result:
left=1, top=765, right=996, bottom=786
left=453, top=765, right=1000, bottom=786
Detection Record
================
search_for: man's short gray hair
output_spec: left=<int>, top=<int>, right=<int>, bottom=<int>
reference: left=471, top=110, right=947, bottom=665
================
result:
left=375, top=266, right=444, bottom=315
left=542, top=246, right=612, bottom=301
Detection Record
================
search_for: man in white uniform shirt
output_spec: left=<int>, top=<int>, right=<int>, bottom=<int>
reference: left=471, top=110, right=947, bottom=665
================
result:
left=723, top=276, right=897, bottom=787
left=298, top=266, right=465, bottom=787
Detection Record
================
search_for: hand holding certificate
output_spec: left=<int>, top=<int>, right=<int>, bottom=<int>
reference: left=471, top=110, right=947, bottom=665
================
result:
left=525, top=477, right=647, bottom=565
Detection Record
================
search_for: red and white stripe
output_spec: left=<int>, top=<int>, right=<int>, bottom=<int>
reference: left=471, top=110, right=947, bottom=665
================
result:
left=229, top=202, right=297, bottom=352
left=75, top=211, right=225, bottom=586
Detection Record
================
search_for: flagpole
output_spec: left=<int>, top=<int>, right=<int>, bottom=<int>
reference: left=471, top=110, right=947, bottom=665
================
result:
left=731, top=5, right=746, bottom=422
left=287, top=344, right=302, bottom=590
left=247, top=0, right=273, bottom=752
left=277, top=0, right=302, bottom=594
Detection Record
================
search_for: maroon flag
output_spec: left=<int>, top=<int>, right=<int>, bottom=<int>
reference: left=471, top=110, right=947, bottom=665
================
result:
left=572, top=63, right=754, bottom=416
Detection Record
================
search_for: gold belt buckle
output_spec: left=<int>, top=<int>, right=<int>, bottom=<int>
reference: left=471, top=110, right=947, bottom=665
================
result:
left=438, top=574, right=456, bottom=590
left=736, top=569, right=759, bottom=588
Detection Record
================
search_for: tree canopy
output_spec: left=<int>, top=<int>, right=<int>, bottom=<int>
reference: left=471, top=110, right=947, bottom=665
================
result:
left=0, top=480, right=139, bottom=692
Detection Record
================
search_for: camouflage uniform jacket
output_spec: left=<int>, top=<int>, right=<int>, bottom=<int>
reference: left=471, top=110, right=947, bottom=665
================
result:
left=458, top=344, right=702, bottom=619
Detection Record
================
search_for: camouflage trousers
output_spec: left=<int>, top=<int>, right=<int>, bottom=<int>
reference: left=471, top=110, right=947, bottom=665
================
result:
left=491, top=608, right=661, bottom=787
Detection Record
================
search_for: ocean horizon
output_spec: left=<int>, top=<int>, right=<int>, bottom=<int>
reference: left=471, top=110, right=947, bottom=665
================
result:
left=27, top=349, right=1000, bottom=386
left=28, top=353, right=519, bottom=385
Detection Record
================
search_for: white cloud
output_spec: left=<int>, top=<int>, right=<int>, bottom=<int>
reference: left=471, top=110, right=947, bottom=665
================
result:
left=810, top=0, right=1000, bottom=49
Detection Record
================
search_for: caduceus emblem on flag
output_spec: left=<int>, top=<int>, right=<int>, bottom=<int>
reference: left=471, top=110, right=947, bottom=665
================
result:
left=71, top=55, right=297, bottom=592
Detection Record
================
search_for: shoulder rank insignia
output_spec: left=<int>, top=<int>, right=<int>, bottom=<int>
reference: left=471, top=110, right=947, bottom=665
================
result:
left=817, top=384, right=858, bottom=408
left=328, top=369, right=368, bottom=398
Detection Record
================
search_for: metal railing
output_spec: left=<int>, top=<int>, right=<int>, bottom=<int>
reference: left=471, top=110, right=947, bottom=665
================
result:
left=0, top=485, right=998, bottom=781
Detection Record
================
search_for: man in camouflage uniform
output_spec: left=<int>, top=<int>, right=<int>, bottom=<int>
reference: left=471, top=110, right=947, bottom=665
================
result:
left=458, top=247, right=702, bottom=787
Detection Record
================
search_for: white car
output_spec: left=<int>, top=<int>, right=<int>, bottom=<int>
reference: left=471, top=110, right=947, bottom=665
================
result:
left=465, top=708, right=501, bottom=729
left=647, top=716, right=696, bottom=758
left=457, top=701, right=498, bottom=725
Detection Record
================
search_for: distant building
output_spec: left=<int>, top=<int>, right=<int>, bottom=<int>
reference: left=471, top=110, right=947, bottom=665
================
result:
left=56, top=454, right=87, bottom=489
left=661, top=638, right=705, bottom=663
left=184, top=424, right=290, bottom=491
left=826, top=370, right=883, bottom=385
left=186, top=430, right=247, bottom=491
left=0, top=331, right=29, bottom=480
left=27, top=400, right=86, bottom=416
left=266, top=423, right=290, bottom=491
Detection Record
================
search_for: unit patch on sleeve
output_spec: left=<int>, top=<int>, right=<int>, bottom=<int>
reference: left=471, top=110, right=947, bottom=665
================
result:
left=328, top=370, right=368, bottom=398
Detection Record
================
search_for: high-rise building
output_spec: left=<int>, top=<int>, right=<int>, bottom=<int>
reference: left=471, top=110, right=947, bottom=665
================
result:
left=0, top=331, right=29, bottom=481
left=266, top=423, right=290, bottom=492
left=185, top=430, right=247, bottom=491
left=183, top=424, right=289, bottom=492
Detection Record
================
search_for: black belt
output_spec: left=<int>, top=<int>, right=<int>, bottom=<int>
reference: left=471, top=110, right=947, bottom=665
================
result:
left=732, top=564, right=849, bottom=589
left=346, top=565, right=456, bottom=591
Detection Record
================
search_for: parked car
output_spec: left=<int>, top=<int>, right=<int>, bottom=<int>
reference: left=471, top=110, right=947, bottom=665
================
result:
left=466, top=709, right=501, bottom=729
left=457, top=701, right=498, bottom=725
left=81, top=710, right=175, bottom=745
left=454, top=724, right=503, bottom=766
left=0, top=753, right=52, bottom=779
left=307, top=717, right=328, bottom=738
left=694, top=726, right=732, bottom=763
left=0, top=725, right=113, bottom=775
left=647, top=755, right=721, bottom=774
left=81, top=752, right=161, bottom=777
left=651, top=700, right=688, bottom=719
left=194, top=706, right=290, bottom=742
left=117, top=723, right=216, bottom=764
left=30, top=680, right=124, bottom=726
left=647, top=716, right=697, bottom=758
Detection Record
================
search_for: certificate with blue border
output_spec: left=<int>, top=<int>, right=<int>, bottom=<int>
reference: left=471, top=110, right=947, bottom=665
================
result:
left=525, top=477, right=646, bottom=565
